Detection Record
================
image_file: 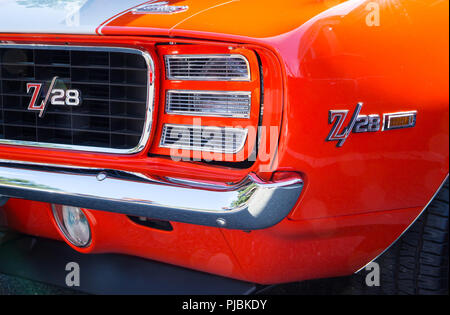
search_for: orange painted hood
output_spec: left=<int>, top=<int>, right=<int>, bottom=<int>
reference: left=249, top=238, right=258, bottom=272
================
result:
left=0, top=0, right=342, bottom=38
left=101, top=0, right=351, bottom=39
left=100, top=0, right=235, bottom=36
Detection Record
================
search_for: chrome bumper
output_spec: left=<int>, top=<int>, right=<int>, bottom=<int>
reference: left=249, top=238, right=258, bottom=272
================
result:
left=0, top=161, right=303, bottom=230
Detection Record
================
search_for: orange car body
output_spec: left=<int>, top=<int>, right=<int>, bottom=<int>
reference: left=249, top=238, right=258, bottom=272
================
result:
left=0, top=0, right=448, bottom=284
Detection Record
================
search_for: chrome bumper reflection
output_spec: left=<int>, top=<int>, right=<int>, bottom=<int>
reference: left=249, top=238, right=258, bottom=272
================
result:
left=0, top=161, right=303, bottom=230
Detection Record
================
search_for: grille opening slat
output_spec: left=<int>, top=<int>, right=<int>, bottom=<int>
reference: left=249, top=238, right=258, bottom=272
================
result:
left=110, top=52, right=147, bottom=69
left=4, top=125, right=36, bottom=141
left=111, top=118, right=145, bottom=136
left=160, top=124, right=248, bottom=154
left=110, top=69, right=148, bottom=85
left=165, top=55, right=250, bottom=81
left=110, top=101, right=147, bottom=118
left=0, top=48, right=33, bottom=64
left=4, top=110, right=36, bottom=125
left=37, top=113, right=72, bottom=129
left=73, top=130, right=110, bottom=147
left=35, top=49, right=70, bottom=66
left=166, top=90, right=251, bottom=118
left=72, top=115, right=110, bottom=132
left=38, top=128, right=72, bottom=144
left=0, top=45, right=150, bottom=153
left=72, top=99, right=109, bottom=116
left=71, top=67, right=110, bottom=83
left=111, top=134, right=142, bottom=149
left=110, top=85, right=147, bottom=103
left=3, top=80, right=30, bottom=95
left=71, top=50, right=109, bottom=67
left=1, top=64, right=34, bottom=79
left=34, top=65, right=70, bottom=81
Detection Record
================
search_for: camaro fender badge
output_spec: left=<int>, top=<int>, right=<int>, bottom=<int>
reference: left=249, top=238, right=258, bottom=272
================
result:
left=131, top=1, right=189, bottom=14
left=26, top=76, right=81, bottom=118
left=326, top=103, right=417, bottom=147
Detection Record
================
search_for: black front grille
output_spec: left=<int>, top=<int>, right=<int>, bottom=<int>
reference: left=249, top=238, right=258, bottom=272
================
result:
left=0, top=45, right=150, bottom=153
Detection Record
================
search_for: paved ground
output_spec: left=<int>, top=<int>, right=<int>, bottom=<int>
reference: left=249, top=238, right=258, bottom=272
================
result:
left=0, top=229, right=81, bottom=295
left=0, top=271, right=355, bottom=295
left=0, top=273, right=84, bottom=295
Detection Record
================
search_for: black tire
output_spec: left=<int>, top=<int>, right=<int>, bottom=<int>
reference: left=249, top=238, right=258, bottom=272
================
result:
left=351, top=179, right=449, bottom=295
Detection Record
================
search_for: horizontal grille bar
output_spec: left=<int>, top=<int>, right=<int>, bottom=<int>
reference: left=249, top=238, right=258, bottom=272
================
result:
left=0, top=44, right=153, bottom=154
left=160, top=124, right=248, bottom=154
left=165, top=55, right=250, bottom=81
left=166, top=90, right=251, bottom=118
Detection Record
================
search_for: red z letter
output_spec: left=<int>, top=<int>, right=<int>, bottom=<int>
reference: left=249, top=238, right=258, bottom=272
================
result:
left=26, top=83, right=44, bottom=113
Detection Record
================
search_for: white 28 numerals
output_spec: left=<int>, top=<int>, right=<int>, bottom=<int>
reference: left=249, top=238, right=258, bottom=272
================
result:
left=50, top=89, right=81, bottom=106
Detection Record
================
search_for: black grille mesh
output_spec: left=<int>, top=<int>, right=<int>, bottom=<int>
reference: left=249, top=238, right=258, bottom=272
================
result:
left=0, top=46, right=149, bottom=152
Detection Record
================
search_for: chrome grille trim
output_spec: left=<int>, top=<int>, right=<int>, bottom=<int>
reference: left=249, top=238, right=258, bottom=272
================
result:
left=160, top=124, right=248, bottom=154
left=164, top=54, right=250, bottom=81
left=0, top=44, right=155, bottom=155
left=166, top=90, right=251, bottom=118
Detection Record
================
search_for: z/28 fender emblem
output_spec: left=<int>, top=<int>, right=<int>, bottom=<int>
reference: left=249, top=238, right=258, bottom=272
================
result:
left=26, top=76, right=81, bottom=118
left=326, top=103, right=417, bottom=147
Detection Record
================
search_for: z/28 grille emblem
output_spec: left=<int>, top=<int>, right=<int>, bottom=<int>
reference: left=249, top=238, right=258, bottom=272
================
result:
left=26, top=76, right=81, bottom=118
left=326, top=103, right=417, bottom=147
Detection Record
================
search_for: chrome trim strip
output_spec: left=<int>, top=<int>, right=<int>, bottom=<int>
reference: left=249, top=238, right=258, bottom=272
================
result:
left=0, top=161, right=303, bottom=230
left=159, top=124, right=248, bottom=154
left=0, top=44, right=155, bottom=155
left=165, top=90, right=252, bottom=118
left=131, top=2, right=189, bottom=14
left=164, top=54, right=251, bottom=81
left=354, top=173, right=449, bottom=273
